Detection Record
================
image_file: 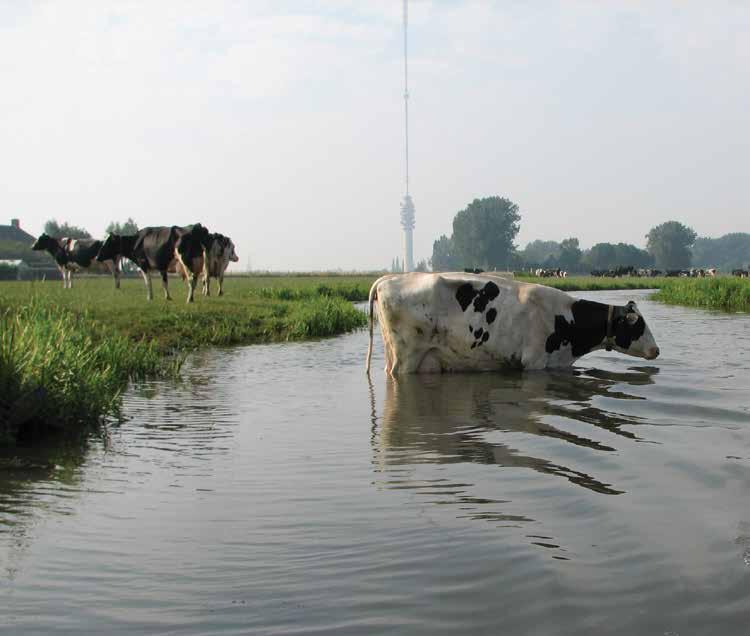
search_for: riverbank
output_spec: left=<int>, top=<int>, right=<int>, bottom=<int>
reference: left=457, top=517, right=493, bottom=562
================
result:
left=0, top=276, right=373, bottom=445
left=514, top=275, right=668, bottom=292
left=651, top=277, right=750, bottom=312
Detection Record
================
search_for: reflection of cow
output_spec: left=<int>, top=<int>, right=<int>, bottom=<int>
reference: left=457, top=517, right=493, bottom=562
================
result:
left=366, top=273, right=659, bottom=375
left=376, top=369, right=658, bottom=500
left=96, top=224, right=210, bottom=302
left=202, top=233, right=238, bottom=296
left=31, top=234, right=120, bottom=289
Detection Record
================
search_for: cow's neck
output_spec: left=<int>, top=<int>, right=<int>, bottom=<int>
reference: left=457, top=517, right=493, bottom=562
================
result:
left=119, top=235, right=138, bottom=257
left=546, top=299, right=621, bottom=358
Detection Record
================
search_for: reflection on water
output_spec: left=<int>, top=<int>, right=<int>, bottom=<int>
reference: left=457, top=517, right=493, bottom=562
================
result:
left=375, top=368, right=660, bottom=498
left=2, top=290, right=750, bottom=635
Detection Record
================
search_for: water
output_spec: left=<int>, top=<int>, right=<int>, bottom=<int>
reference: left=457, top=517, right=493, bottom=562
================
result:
left=2, top=289, right=750, bottom=635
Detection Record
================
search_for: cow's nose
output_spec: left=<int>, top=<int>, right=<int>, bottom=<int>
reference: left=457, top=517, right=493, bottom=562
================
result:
left=647, top=347, right=660, bottom=359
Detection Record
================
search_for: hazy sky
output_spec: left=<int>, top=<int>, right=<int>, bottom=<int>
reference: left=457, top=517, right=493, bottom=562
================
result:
left=1, top=1, right=748, bottom=270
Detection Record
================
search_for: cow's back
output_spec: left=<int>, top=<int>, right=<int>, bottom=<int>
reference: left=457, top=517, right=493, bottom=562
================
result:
left=134, top=227, right=176, bottom=270
left=374, top=273, right=546, bottom=373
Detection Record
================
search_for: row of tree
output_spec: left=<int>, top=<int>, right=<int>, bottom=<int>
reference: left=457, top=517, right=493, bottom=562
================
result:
left=429, top=197, right=748, bottom=272
left=43, top=217, right=139, bottom=239
left=0, top=218, right=142, bottom=271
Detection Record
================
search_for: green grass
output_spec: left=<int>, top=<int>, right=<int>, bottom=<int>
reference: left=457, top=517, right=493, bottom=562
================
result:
left=0, top=275, right=374, bottom=445
left=0, top=300, right=181, bottom=445
left=515, top=275, right=668, bottom=291
left=651, top=277, right=750, bottom=312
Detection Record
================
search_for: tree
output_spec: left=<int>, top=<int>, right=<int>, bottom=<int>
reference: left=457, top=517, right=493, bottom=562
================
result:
left=451, top=197, right=521, bottom=270
left=585, top=243, right=617, bottom=270
left=557, top=237, right=582, bottom=272
left=583, top=242, right=654, bottom=271
left=415, top=259, right=429, bottom=272
left=430, top=234, right=458, bottom=271
left=692, top=233, right=750, bottom=271
left=44, top=219, right=91, bottom=239
left=105, top=217, right=139, bottom=235
left=646, top=221, right=697, bottom=269
left=520, top=240, right=561, bottom=267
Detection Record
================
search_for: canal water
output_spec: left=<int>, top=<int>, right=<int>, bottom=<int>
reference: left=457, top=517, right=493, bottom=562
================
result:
left=1, top=290, right=749, bottom=635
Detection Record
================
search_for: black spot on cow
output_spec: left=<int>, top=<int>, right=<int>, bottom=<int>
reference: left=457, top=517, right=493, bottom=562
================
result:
left=455, top=281, right=500, bottom=314
left=486, top=307, right=497, bottom=324
left=474, top=327, right=484, bottom=339
left=472, top=282, right=499, bottom=312
left=456, top=283, right=477, bottom=311
left=416, top=327, right=424, bottom=336
left=545, top=300, right=646, bottom=357
left=469, top=325, right=474, bottom=333
left=481, top=331, right=489, bottom=343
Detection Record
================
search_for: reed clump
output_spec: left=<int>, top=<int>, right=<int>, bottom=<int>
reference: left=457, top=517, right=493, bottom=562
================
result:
left=652, top=277, right=750, bottom=312
left=0, top=300, right=181, bottom=444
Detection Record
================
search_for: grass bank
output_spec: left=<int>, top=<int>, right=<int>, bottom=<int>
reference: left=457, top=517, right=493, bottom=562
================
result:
left=651, top=277, right=750, bottom=312
left=515, top=275, right=668, bottom=292
left=0, top=276, right=374, bottom=445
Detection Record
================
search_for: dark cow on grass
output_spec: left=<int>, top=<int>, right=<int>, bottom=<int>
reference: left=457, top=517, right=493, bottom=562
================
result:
left=366, top=272, right=659, bottom=375
left=96, top=224, right=210, bottom=302
left=31, top=234, right=121, bottom=289
left=202, top=233, right=239, bottom=296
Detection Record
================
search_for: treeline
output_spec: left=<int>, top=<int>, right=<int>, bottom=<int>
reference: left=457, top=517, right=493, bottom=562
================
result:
left=429, top=197, right=750, bottom=273
left=0, top=218, right=141, bottom=273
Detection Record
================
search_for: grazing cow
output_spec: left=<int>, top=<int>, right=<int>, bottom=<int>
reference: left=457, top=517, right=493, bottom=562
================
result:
left=365, top=273, right=659, bottom=375
left=732, top=269, right=749, bottom=278
left=706, top=268, right=717, bottom=277
left=31, top=234, right=120, bottom=289
left=202, top=233, right=238, bottom=296
left=96, top=224, right=210, bottom=302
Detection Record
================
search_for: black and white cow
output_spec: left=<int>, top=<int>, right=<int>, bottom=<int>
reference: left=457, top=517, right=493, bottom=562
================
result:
left=365, top=273, right=660, bottom=375
left=96, top=224, right=211, bottom=302
left=31, top=234, right=121, bottom=289
left=202, top=233, right=238, bottom=296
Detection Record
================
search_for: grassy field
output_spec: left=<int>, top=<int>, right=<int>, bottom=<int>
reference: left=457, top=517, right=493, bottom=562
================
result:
left=0, top=275, right=374, bottom=445
left=651, top=277, right=750, bottom=312
left=514, top=275, right=668, bottom=291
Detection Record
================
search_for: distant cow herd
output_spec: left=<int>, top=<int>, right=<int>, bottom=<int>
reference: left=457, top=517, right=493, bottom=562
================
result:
left=31, top=223, right=238, bottom=302
left=589, top=266, right=735, bottom=278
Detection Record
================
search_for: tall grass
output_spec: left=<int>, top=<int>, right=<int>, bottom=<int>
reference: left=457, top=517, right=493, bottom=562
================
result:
left=652, top=277, right=750, bottom=312
left=0, top=276, right=371, bottom=444
left=285, top=295, right=366, bottom=339
left=252, top=282, right=370, bottom=302
left=0, top=300, right=181, bottom=444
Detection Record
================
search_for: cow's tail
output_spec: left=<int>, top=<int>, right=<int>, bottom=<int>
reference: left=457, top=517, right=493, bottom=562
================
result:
left=365, top=280, right=378, bottom=375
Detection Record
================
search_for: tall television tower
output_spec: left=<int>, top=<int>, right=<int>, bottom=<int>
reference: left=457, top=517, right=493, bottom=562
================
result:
left=400, top=0, right=415, bottom=272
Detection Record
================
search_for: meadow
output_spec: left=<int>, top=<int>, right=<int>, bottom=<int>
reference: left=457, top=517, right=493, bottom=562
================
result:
left=514, top=274, right=669, bottom=291
left=0, top=274, right=373, bottom=444
left=652, top=276, right=750, bottom=312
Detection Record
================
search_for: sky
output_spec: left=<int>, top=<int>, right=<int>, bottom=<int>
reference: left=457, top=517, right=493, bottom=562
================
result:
left=1, top=1, right=748, bottom=271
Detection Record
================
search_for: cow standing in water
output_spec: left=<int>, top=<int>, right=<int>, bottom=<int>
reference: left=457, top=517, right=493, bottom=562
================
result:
left=202, top=233, right=239, bottom=296
left=96, top=224, right=210, bottom=302
left=31, top=234, right=121, bottom=289
left=366, top=273, right=659, bottom=375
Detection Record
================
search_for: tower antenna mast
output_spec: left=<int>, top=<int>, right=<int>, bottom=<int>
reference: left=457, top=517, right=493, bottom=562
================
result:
left=399, top=0, right=415, bottom=272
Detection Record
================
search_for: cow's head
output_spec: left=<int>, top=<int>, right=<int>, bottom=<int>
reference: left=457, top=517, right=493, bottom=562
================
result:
left=31, top=233, right=58, bottom=252
left=96, top=234, right=119, bottom=262
left=226, top=239, right=239, bottom=262
left=610, top=301, right=660, bottom=360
